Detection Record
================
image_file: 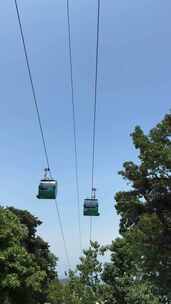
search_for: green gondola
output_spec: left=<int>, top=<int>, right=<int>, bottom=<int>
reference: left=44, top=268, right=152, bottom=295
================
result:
left=37, top=168, right=57, bottom=200
left=84, top=198, right=99, bottom=216
left=83, top=188, right=100, bottom=216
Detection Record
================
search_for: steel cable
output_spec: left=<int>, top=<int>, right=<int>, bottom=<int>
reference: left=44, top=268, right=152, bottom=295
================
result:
left=66, top=0, right=82, bottom=252
left=90, top=0, right=101, bottom=242
left=14, top=0, right=71, bottom=269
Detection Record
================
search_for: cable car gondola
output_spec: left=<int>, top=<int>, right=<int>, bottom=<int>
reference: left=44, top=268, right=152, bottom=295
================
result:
left=84, top=188, right=100, bottom=216
left=37, top=168, right=57, bottom=200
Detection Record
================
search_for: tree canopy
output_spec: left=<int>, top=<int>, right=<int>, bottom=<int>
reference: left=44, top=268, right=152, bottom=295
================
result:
left=103, top=113, right=171, bottom=303
left=0, top=207, right=58, bottom=304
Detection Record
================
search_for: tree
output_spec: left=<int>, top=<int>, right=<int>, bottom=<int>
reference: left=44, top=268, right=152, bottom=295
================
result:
left=126, top=282, right=160, bottom=304
left=47, top=280, right=64, bottom=304
left=0, top=207, right=46, bottom=303
left=48, top=242, right=111, bottom=304
left=103, top=114, right=171, bottom=302
left=0, top=207, right=58, bottom=304
left=9, top=207, right=58, bottom=301
left=74, top=241, right=111, bottom=304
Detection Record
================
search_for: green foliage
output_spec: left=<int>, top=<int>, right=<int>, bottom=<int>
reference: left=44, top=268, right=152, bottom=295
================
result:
left=0, top=207, right=58, bottom=304
left=104, top=113, right=171, bottom=302
left=47, top=242, right=111, bottom=304
left=126, top=282, right=160, bottom=304
left=47, top=280, right=64, bottom=304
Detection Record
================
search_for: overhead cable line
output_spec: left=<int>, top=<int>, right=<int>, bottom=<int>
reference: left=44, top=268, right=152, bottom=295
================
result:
left=13, top=0, right=70, bottom=269
left=14, top=0, right=50, bottom=171
left=66, top=0, right=82, bottom=252
left=54, top=200, right=71, bottom=268
left=90, top=0, right=101, bottom=242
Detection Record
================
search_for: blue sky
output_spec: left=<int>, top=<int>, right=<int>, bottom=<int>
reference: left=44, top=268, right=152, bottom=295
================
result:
left=0, top=0, right=171, bottom=275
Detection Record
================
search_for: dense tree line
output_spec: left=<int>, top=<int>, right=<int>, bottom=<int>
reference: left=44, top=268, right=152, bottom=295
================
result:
left=0, top=113, right=171, bottom=303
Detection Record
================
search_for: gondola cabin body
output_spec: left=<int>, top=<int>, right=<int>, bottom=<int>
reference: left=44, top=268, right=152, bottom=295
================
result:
left=37, top=169, right=57, bottom=199
left=37, top=179, right=57, bottom=199
left=37, top=180, right=57, bottom=199
left=84, top=198, right=99, bottom=216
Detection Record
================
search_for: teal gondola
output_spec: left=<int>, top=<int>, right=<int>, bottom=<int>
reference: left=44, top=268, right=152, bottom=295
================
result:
left=84, top=188, right=100, bottom=216
left=37, top=168, right=57, bottom=200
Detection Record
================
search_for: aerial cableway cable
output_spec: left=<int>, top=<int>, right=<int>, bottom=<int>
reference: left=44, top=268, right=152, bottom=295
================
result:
left=90, top=0, right=101, bottom=241
left=13, top=0, right=70, bottom=269
left=66, top=0, right=82, bottom=252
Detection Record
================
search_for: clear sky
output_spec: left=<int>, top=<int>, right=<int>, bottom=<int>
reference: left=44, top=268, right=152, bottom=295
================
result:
left=0, top=0, right=171, bottom=275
